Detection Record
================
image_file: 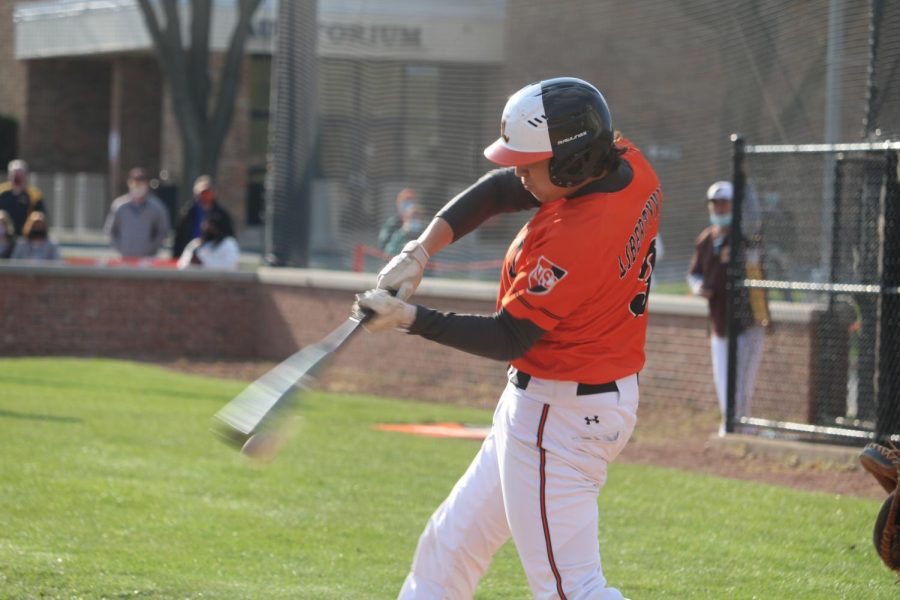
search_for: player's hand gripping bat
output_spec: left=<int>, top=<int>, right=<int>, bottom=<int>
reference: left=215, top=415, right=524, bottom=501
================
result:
left=211, top=301, right=376, bottom=459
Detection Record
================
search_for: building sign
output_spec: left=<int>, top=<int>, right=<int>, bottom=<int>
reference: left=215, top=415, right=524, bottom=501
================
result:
left=320, top=23, right=422, bottom=48
left=247, top=15, right=498, bottom=62
left=16, top=1, right=503, bottom=64
left=249, top=19, right=424, bottom=50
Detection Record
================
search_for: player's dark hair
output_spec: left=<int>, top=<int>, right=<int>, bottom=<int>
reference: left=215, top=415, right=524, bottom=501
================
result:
left=596, top=131, right=628, bottom=176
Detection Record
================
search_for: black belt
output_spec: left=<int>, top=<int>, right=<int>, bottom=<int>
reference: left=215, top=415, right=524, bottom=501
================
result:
left=508, top=368, right=618, bottom=396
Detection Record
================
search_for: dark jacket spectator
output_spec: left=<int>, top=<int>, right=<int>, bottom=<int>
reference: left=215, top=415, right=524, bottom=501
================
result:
left=0, top=160, right=46, bottom=235
left=173, top=175, right=234, bottom=259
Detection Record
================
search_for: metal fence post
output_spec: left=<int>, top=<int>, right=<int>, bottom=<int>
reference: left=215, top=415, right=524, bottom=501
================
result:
left=726, top=133, right=746, bottom=434
left=265, top=0, right=318, bottom=267
left=876, top=149, right=900, bottom=441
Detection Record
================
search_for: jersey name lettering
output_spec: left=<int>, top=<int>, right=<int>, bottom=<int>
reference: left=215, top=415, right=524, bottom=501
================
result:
left=617, top=188, right=661, bottom=279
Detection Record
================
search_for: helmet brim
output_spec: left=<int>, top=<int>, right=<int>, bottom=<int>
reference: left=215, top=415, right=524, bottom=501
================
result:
left=483, top=138, right=553, bottom=167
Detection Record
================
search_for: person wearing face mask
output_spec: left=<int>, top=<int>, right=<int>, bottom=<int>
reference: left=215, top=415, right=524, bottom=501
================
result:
left=105, top=167, right=171, bottom=258
left=0, top=210, right=17, bottom=259
left=0, top=160, right=46, bottom=236
left=378, top=188, right=421, bottom=254
left=382, top=198, right=427, bottom=256
left=176, top=209, right=240, bottom=270
left=687, top=180, right=769, bottom=436
left=172, top=175, right=235, bottom=259
left=10, top=211, right=60, bottom=261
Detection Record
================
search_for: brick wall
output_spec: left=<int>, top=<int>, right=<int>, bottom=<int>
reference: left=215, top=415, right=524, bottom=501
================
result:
left=0, top=265, right=816, bottom=420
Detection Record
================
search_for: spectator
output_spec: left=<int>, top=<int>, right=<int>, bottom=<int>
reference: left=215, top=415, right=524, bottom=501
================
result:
left=0, top=210, right=16, bottom=258
left=0, top=159, right=46, bottom=235
left=176, top=209, right=240, bottom=270
left=173, top=175, right=235, bottom=259
left=11, top=211, right=59, bottom=261
left=687, top=180, right=770, bottom=436
left=378, top=188, right=420, bottom=253
left=382, top=199, right=426, bottom=256
left=105, top=167, right=171, bottom=258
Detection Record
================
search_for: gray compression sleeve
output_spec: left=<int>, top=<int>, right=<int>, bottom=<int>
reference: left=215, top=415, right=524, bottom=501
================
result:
left=436, top=168, right=539, bottom=241
left=407, top=306, right=546, bottom=361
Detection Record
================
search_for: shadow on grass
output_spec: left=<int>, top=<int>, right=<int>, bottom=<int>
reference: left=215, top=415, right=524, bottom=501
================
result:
left=0, top=409, right=82, bottom=424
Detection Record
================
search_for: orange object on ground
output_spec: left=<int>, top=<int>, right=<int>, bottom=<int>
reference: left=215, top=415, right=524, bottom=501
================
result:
left=375, top=422, right=490, bottom=440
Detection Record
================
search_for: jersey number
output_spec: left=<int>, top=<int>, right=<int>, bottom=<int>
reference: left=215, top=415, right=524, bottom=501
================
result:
left=629, top=238, right=657, bottom=317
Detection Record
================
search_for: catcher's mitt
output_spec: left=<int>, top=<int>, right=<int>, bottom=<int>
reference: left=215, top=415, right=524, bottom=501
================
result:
left=863, top=443, right=900, bottom=573
left=860, top=442, right=900, bottom=494
left=873, top=491, right=900, bottom=573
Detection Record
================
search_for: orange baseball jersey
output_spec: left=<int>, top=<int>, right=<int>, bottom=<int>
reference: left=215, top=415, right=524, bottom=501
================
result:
left=498, top=141, right=662, bottom=383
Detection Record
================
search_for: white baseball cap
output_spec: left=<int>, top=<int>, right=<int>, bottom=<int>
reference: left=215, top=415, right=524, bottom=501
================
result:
left=706, top=180, right=733, bottom=201
left=483, top=82, right=554, bottom=166
left=7, top=159, right=28, bottom=174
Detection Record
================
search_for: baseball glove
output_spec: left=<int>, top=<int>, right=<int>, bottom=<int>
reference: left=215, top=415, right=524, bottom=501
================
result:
left=873, top=491, right=900, bottom=573
left=860, top=442, right=900, bottom=494
left=862, top=442, right=900, bottom=573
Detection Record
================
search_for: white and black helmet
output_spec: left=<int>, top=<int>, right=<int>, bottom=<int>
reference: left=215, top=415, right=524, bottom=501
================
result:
left=483, top=77, right=615, bottom=187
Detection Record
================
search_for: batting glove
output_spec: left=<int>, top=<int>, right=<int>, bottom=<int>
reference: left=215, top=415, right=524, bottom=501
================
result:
left=376, top=240, right=429, bottom=301
left=355, top=289, right=417, bottom=333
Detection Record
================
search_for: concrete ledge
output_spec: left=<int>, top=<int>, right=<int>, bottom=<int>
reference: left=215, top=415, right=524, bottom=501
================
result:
left=0, top=261, right=825, bottom=321
left=0, top=260, right=258, bottom=282
left=708, top=433, right=864, bottom=469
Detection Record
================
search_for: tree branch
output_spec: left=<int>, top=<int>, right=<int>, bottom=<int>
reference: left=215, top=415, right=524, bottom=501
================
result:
left=136, top=0, right=202, bottom=161
left=208, top=0, right=264, bottom=171
left=136, top=0, right=175, bottom=73
left=188, top=0, right=212, bottom=128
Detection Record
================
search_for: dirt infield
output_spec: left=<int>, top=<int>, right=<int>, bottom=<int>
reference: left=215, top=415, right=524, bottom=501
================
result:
left=163, top=358, right=887, bottom=502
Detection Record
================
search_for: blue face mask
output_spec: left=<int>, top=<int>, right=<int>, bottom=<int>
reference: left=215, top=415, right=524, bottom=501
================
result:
left=710, top=212, right=732, bottom=227
left=407, top=218, right=425, bottom=235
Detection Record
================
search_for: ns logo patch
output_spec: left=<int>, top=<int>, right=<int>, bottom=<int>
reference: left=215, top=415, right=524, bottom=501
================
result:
left=528, top=256, right=567, bottom=295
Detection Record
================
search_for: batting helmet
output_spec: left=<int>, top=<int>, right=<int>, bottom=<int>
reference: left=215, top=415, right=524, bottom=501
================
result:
left=483, top=77, right=615, bottom=187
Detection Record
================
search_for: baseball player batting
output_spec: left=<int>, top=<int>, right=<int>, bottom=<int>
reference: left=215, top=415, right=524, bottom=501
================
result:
left=355, top=77, right=661, bottom=600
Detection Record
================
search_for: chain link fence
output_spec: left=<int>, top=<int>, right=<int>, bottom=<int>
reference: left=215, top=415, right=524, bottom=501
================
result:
left=256, top=0, right=900, bottom=434
left=728, top=139, right=900, bottom=444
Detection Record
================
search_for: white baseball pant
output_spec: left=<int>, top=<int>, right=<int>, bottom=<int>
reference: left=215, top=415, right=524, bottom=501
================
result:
left=711, top=324, right=765, bottom=435
left=398, top=373, right=639, bottom=600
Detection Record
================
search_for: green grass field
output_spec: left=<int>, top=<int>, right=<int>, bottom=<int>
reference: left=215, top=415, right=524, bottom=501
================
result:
left=0, top=358, right=894, bottom=599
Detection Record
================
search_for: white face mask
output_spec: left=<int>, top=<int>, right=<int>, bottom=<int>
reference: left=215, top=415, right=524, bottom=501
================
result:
left=130, top=184, right=149, bottom=199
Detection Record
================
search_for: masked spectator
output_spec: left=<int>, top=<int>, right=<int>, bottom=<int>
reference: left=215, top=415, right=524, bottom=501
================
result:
left=0, top=160, right=46, bottom=235
left=105, top=167, right=171, bottom=258
left=173, top=175, right=235, bottom=259
left=11, top=211, right=60, bottom=261
left=382, top=200, right=426, bottom=256
left=176, top=209, right=240, bottom=270
left=378, top=188, right=421, bottom=254
left=687, top=180, right=770, bottom=435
